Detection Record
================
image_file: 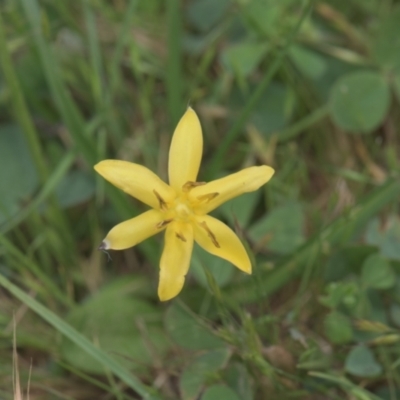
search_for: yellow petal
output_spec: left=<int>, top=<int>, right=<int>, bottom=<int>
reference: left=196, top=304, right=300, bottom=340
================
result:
left=94, top=160, right=175, bottom=209
left=101, top=210, right=164, bottom=250
left=168, top=107, right=203, bottom=191
left=158, top=222, right=194, bottom=301
left=190, top=166, right=274, bottom=213
left=193, top=215, right=251, bottom=273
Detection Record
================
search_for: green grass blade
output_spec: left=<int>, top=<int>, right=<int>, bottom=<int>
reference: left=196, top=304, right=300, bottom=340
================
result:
left=109, top=0, right=138, bottom=98
left=309, top=372, right=383, bottom=400
left=0, top=273, right=161, bottom=399
left=0, top=10, right=48, bottom=182
left=166, top=0, right=183, bottom=126
left=84, top=1, right=105, bottom=112
left=277, top=104, right=330, bottom=142
left=0, top=152, right=74, bottom=234
left=0, top=235, right=73, bottom=307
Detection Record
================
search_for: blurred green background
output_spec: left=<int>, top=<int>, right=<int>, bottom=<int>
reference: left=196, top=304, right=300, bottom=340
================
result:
left=1, top=0, right=400, bottom=399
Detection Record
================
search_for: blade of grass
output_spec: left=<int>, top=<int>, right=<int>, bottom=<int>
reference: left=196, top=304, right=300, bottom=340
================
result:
left=56, top=360, right=134, bottom=400
left=206, top=0, right=315, bottom=177
left=166, top=0, right=183, bottom=126
left=276, top=104, right=330, bottom=142
left=0, top=152, right=74, bottom=234
left=227, top=177, right=400, bottom=304
left=0, top=11, right=47, bottom=182
left=309, top=372, right=384, bottom=400
left=0, top=274, right=161, bottom=400
left=109, top=0, right=138, bottom=98
left=0, top=235, right=73, bottom=307
left=84, top=0, right=105, bottom=112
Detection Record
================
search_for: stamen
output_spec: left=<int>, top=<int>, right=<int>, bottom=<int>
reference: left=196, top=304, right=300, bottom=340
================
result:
left=156, top=219, right=173, bottom=229
left=199, top=221, right=220, bottom=248
left=197, top=192, right=219, bottom=203
left=153, top=190, right=168, bottom=210
left=182, top=181, right=206, bottom=192
left=175, top=232, right=187, bottom=242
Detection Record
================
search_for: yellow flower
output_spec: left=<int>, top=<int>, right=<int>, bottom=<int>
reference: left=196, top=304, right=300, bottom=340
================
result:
left=94, top=108, right=274, bottom=301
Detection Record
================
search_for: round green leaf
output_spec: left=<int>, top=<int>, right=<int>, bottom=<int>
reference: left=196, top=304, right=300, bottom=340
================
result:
left=324, top=311, right=353, bottom=344
left=361, top=253, right=395, bottom=290
left=186, top=0, right=230, bottom=32
left=180, top=349, right=231, bottom=400
left=289, top=44, right=327, bottom=80
left=221, top=41, right=268, bottom=78
left=248, top=202, right=304, bottom=254
left=366, top=216, right=400, bottom=261
left=329, top=71, right=390, bottom=133
left=201, top=384, right=241, bottom=400
left=165, top=304, right=225, bottom=350
left=224, top=363, right=254, bottom=400
left=345, top=345, right=382, bottom=378
left=60, top=280, right=169, bottom=374
left=191, top=245, right=234, bottom=289
left=56, top=170, right=95, bottom=208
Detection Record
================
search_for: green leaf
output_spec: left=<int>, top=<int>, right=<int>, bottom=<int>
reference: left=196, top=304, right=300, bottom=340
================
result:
left=186, top=0, right=231, bottom=32
left=371, top=7, right=400, bottom=72
left=319, top=282, right=360, bottom=310
left=323, top=311, right=353, bottom=344
left=56, top=170, right=95, bottom=208
left=324, top=245, right=376, bottom=282
left=218, top=191, right=260, bottom=228
left=0, top=125, right=38, bottom=224
left=180, top=349, right=231, bottom=400
left=221, top=41, right=268, bottom=78
left=244, top=0, right=299, bottom=37
left=329, top=71, right=390, bottom=133
left=366, top=216, right=400, bottom=261
left=297, top=345, right=331, bottom=370
left=248, top=202, right=304, bottom=254
left=289, top=44, right=327, bottom=80
left=345, top=345, right=382, bottom=378
left=361, top=253, right=395, bottom=290
left=60, top=279, right=169, bottom=374
left=224, top=362, right=254, bottom=400
left=230, top=82, right=294, bottom=138
left=393, top=73, right=400, bottom=103
left=390, top=304, right=400, bottom=328
left=165, top=303, right=225, bottom=350
left=201, top=384, right=241, bottom=400
left=191, top=245, right=234, bottom=289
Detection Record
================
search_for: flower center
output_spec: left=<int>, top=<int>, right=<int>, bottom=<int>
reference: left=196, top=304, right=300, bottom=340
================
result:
left=172, top=197, right=193, bottom=222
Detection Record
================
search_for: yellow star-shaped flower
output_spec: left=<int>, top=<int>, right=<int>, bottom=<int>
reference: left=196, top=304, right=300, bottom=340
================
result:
left=94, top=108, right=274, bottom=301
